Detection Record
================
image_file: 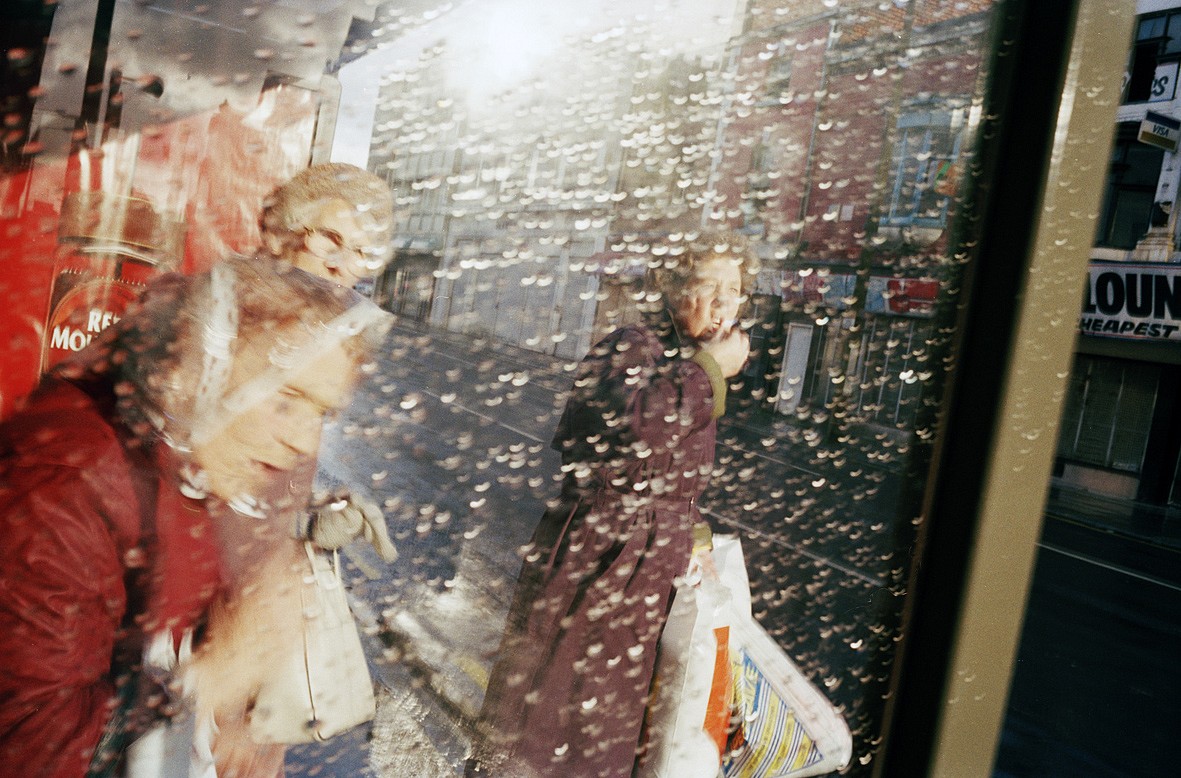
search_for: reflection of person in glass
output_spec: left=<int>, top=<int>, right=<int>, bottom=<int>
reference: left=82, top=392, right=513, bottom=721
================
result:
left=0, top=257, right=382, bottom=776
left=257, top=162, right=401, bottom=559
left=468, top=232, right=755, bottom=777
left=259, top=162, right=395, bottom=289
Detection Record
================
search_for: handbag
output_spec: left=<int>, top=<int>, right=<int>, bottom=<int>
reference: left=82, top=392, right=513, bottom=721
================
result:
left=248, top=542, right=376, bottom=744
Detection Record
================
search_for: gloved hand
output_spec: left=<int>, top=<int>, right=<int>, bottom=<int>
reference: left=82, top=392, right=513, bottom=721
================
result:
left=309, top=494, right=398, bottom=562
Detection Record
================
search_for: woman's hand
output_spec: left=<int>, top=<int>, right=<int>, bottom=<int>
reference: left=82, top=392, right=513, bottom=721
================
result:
left=309, top=493, right=398, bottom=561
left=698, top=325, right=750, bottom=378
left=211, top=713, right=286, bottom=778
left=689, top=546, right=720, bottom=582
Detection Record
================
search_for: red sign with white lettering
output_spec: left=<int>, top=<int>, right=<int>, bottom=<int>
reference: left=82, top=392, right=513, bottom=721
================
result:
left=42, top=279, right=140, bottom=370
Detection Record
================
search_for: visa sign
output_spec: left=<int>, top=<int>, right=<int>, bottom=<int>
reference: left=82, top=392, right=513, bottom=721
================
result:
left=1138, top=110, right=1180, bottom=152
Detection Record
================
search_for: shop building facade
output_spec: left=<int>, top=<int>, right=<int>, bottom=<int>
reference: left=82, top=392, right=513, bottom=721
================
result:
left=1054, top=0, right=1181, bottom=518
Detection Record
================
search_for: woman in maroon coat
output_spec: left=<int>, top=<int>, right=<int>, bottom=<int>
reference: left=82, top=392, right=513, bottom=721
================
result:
left=0, top=258, right=379, bottom=777
left=468, top=233, right=756, bottom=777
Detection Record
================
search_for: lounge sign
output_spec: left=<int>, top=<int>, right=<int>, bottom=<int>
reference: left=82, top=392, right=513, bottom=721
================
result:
left=1079, top=262, right=1181, bottom=341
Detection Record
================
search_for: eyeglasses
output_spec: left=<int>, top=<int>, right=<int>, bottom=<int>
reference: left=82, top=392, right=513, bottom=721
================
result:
left=301, top=227, right=369, bottom=261
left=296, top=226, right=389, bottom=282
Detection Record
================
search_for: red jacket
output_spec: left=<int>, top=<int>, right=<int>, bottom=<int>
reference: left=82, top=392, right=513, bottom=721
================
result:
left=0, top=377, right=222, bottom=777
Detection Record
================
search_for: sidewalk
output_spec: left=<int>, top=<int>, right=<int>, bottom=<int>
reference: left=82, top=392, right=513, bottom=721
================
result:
left=291, top=539, right=504, bottom=777
left=1046, top=481, right=1181, bottom=551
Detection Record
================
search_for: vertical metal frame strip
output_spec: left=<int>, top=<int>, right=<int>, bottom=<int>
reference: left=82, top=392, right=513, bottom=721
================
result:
left=929, top=0, right=1135, bottom=773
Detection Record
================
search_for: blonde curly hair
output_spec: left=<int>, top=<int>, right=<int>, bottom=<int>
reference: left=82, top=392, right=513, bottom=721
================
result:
left=259, top=163, right=394, bottom=265
left=647, top=230, right=760, bottom=302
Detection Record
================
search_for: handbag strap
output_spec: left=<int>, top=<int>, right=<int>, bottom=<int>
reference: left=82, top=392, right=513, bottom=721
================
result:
left=299, top=541, right=348, bottom=736
left=302, top=541, right=343, bottom=584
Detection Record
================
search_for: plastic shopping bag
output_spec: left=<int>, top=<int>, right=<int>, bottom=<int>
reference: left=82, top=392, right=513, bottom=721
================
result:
left=711, top=535, right=752, bottom=621
left=638, top=571, right=733, bottom=777
left=720, top=542, right=853, bottom=778
left=642, top=535, right=852, bottom=778
left=639, top=534, right=750, bottom=777
left=122, top=630, right=215, bottom=778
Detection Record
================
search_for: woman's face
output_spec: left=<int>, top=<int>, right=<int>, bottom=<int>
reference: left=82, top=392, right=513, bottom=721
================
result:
left=189, top=331, right=357, bottom=505
left=672, top=256, right=743, bottom=340
left=283, top=198, right=384, bottom=288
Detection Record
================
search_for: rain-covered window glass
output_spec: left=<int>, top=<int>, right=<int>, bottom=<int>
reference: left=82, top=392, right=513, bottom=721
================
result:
left=881, top=104, right=964, bottom=229
left=0, top=0, right=1059, bottom=776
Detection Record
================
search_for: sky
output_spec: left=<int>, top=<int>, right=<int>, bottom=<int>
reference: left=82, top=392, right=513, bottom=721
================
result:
left=331, top=0, right=745, bottom=165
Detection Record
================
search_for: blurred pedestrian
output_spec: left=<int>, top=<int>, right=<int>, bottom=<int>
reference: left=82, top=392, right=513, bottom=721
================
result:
left=467, top=232, right=756, bottom=777
left=256, top=162, right=400, bottom=561
left=259, top=162, right=395, bottom=289
left=0, top=256, right=385, bottom=777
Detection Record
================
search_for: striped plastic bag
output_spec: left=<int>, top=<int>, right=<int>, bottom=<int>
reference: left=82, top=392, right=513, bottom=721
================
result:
left=722, top=614, right=853, bottom=778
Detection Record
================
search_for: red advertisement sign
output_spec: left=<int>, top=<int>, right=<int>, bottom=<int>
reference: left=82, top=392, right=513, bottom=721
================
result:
left=42, top=278, right=140, bottom=370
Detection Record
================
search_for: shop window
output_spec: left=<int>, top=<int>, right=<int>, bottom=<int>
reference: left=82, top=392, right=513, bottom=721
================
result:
left=881, top=104, right=964, bottom=229
left=1057, top=355, right=1159, bottom=474
left=1094, top=122, right=1164, bottom=249
left=807, top=313, right=856, bottom=419
left=1124, top=11, right=1181, bottom=103
left=1, top=0, right=1119, bottom=776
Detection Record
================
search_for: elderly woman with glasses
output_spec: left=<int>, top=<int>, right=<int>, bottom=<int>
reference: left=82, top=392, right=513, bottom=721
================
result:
left=259, top=162, right=395, bottom=289
left=257, top=162, right=401, bottom=572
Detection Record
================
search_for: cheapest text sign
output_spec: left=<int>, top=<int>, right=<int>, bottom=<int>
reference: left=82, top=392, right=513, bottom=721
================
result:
left=1079, top=262, right=1181, bottom=342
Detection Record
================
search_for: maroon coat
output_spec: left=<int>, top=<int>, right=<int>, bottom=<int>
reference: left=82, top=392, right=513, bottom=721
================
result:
left=471, top=312, right=721, bottom=777
left=0, top=377, right=222, bottom=777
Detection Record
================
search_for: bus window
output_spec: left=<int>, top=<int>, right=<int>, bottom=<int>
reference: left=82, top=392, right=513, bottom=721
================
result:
left=0, top=1, right=1139, bottom=776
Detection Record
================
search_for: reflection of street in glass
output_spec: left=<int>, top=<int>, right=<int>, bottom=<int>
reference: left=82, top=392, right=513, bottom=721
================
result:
left=312, top=322, right=905, bottom=774
left=1, top=0, right=1175, bottom=775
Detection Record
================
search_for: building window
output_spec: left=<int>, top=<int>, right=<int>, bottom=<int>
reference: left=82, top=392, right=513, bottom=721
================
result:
left=1124, top=11, right=1181, bottom=103
left=1057, top=355, right=1159, bottom=474
left=1094, top=122, right=1164, bottom=250
left=741, top=128, right=776, bottom=234
left=765, top=45, right=793, bottom=104
left=881, top=105, right=964, bottom=229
